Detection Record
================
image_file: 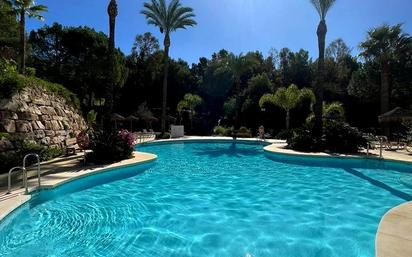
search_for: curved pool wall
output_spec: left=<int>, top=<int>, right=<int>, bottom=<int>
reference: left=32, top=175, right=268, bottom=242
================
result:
left=0, top=158, right=156, bottom=227
left=30, top=162, right=155, bottom=207
left=264, top=150, right=412, bottom=173
left=1, top=140, right=412, bottom=257
left=138, top=138, right=272, bottom=147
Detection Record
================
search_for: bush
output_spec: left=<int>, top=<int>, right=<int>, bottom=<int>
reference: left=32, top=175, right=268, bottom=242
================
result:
left=0, top=140, right=64, bottom=174
left=287, top=127, right=319, bottom=152
left=0, top=58, right=23, bottom=99
left=276, top=129, right=294, bottom=140
left=24, top=76, right=80, bottom=109
left=25, top=67, right=36, bottom=77
left=213, top=126, right=231, bottom=137
left=87, top=129, right=134, bottom=164
left=155, top=133, right=171, bottom=140
left=237, top=126, right=252, bottom=138
left=286, top=120, right=367, bottom=153
left=323, top=120, right=367, bottom=153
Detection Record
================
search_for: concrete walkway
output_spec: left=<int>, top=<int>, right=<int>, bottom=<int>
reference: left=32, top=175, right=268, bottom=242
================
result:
left=376, top=202, right=412, bottom=257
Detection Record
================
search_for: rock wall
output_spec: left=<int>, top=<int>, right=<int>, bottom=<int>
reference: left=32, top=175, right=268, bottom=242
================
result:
left=0, top=85, right=86, bottom=151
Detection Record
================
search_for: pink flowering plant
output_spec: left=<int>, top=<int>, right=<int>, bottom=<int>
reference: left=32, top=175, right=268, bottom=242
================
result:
left=87, top=129, right=134, bottom=164
left=119, top=129, right=134, bottom=147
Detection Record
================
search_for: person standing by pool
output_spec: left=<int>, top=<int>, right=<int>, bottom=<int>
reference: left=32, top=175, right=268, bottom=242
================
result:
left=258, top=125, right=265, bottom=140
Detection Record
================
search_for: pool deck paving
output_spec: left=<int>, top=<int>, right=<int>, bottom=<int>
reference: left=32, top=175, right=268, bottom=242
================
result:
left=1, top=136, right=412, bottom=256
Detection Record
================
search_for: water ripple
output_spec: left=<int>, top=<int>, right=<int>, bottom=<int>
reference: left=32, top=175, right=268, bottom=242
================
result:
left=0, top=142, right=411, bottom=257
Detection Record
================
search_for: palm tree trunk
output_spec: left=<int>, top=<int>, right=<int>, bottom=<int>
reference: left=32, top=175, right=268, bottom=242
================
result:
left=286, top=109, right=290, bottom=130
left=380, top=59, right=390, bottom=114
left=314, top=20, right=327, bottom=141
left=161, top=33, right=170, bottom=134
left=234, top=79, right=241, bottom=129
left=19, top=9, right=26, bottom=75
left=189, top=108, right=193, bottom=129
left=381, top=58, right=391, bottom=136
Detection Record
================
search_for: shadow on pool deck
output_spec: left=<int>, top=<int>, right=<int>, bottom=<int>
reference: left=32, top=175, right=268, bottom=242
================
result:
left=343, top=168, right=412, bottom=201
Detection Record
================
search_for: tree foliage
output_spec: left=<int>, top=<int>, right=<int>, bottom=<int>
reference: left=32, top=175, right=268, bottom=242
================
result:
left=260, top=84, right=315, bottom=129
left=141, top=0, right=196, bottom=134
left=28, top=23, right=127, bottom=112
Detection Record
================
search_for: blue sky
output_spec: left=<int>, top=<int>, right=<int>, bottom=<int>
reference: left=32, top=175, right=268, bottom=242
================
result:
left=27, top=0, right=412, bottom=64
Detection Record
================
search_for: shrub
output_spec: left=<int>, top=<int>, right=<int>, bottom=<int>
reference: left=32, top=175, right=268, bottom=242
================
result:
left=286, top=120, right=367, bottom=153
left=287, top=127, right=318, bottom=152
left=155, top=133, right=171, bottom=140
left=0, top=140, right=64, bottom=174
left=25, top=67, right=36, bottom=77
left=276, top=129, right=294, bottom=140
left=213, top=126, right=231, bottom=137
left=24, top=76, right=80, bottom=109
left=323, top=120, right=367, bottom=153
left=237, top=126, right=252, bottom=138
left=0, top=58, right=23, bottom=99
left=87, top=129, right=134, bottom=164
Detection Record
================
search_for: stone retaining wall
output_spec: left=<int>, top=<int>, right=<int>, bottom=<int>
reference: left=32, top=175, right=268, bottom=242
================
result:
left=0, top=85, right=86, bottom=151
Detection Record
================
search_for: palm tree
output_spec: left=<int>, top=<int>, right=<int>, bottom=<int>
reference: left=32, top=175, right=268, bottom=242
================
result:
left=106, top=0, right=118, bottom=119
left=141, top=0, right=196, bottom=134
left=227, top=53, right=258, bottom=127
left=259, top=84, right=315, bottom=130
left=177, top=93, right=203, bottom=128
left=107, top=0, right=118, bottom=53
left=359, top=24, right=412, bottom=115
left=6, top=0, right=47, bottom=74
left=310, top=0, right=336, bottom=139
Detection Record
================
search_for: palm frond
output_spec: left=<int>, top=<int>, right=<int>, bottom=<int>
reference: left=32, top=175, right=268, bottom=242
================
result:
left=310, top=0, right=336, bottom=20
left=27, top=12, right=44, bottom=20
left=141, top=0, right=196, bottom=33
left=6, top=0, right=47, bottom=19
left=27, top=4, right=47, bottom=12
left=167, top=0, right=180, bottom=26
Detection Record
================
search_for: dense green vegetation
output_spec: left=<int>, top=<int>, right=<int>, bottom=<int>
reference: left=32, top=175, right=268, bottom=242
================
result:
left=0, top=58, right=80, bottom=108
left=5, top=0, right=47, bottom=74
left=1, top=0, right=412, bottom=155
left=0, top=138, right=63, bottom=173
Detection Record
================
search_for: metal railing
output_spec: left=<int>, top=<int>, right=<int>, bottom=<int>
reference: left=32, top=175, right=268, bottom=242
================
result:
left=7, top=166, right=24, bottom=194
left=22, top=153, right=41, bottom=194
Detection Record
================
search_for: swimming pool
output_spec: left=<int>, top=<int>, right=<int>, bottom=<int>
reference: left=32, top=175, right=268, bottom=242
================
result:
left=1, top=141, right=412, bottom=257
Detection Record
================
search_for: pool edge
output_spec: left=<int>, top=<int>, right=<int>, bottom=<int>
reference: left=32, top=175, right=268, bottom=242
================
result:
left=263, top=143, right=412, bottom=165
left=0, top=151, right=157, bottom=223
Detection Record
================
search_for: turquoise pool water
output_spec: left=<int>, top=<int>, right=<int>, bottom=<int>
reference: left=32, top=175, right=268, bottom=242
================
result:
left=1, top=141, right=412, bottom=257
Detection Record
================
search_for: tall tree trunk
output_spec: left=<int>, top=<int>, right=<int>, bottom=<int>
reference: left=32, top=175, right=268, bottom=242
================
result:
left=286, top=109, right=290, bottom=130
left=189, top=107, right=193, bottom=130
left=234, top=79, right=241, bottom=129
left=381, top=58, right=391, bottom=136
left=19, top=9, right=26, bottom=75
left=314, top=20, right=327, bottom=142
left=161, top=33, right=170, bottom=134
left=380, top=59, right=390, bottom=114
left=106, top=0, right=118, bottom=128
